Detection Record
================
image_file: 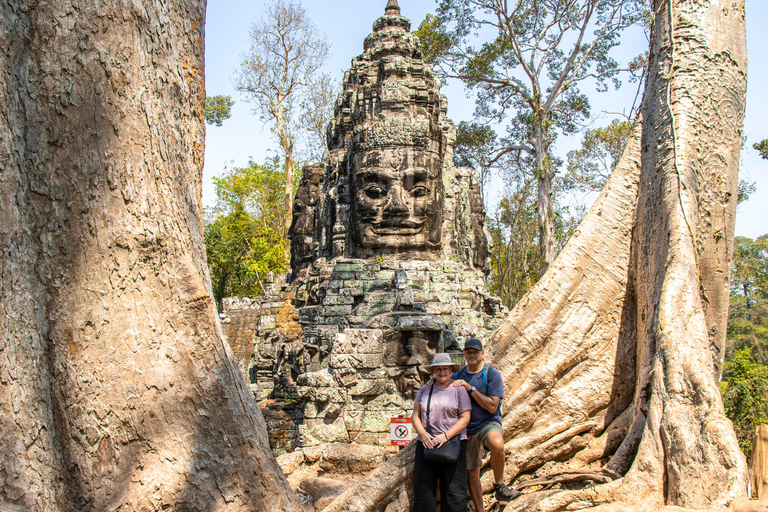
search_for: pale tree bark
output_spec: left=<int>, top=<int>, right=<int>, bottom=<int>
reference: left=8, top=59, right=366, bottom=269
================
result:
left=322, top=0, right=748, bottom=510
left=0, top=1, right=301, bottom=511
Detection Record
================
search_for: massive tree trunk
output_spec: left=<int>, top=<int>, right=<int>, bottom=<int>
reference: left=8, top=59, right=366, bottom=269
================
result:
left=0, top=1, right=301, bottom=510
left=322, top=0, right=748, bottom=510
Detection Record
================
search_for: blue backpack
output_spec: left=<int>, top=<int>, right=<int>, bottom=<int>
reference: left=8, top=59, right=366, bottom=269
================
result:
left=455, top=363, right=489, bottom=389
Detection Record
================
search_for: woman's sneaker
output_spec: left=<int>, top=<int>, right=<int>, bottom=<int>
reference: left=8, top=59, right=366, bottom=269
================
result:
left=493, top=483, right=521, bottom=502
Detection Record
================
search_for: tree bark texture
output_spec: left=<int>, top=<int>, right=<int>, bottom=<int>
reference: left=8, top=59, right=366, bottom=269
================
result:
left=0, top=1, right=302, bottom=511
left=751, top=425, right=768, bottom=505
left=321, top=1, right=748, bottom=510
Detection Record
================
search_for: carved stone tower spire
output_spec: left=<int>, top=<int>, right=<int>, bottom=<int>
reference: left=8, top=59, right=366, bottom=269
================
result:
left=385, top=0, right=400, bottom=15
left=290, top=0, right=489, bottom=270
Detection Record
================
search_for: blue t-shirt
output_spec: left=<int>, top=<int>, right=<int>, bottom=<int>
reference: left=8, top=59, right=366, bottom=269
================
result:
left=453, top=364, right=503, bottom=435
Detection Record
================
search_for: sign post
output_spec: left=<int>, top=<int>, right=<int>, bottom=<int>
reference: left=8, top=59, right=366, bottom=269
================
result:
left=391, top=416, right=412, bottom=447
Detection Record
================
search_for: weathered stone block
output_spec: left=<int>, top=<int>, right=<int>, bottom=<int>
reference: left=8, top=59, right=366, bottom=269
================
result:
left=407, top=278, right=428, bottom=291
left=333, top=367, right=358, bottom=387
left=318, top=443, right=387, bottom=474
left=333, top=262, right=366, bottom=273
left=299, top=306, right=323, bottom=323
left=297, top=368, right=335, bottom=388
left=364, top=278, right=395, bottom=290
left=364, top=389, right=404, bottom=410
left=323, top=295, right=355, bottom=306
left=333, top=329, right=384, bottom=353
left=359, top=410, right=394, bottom=433
left=330, top=271, right=356, bottom=280
left=276, top=450, right=305, bottom=476
left=395, top=314, right=445, bottom=332
left=412, top=291, right=434, bottom=302
left=324, top=305, right=353, bottom=316
left=423, top=302, right=452, bottom=315
left=349, top=378, right=388, bottom=397
left=305, top=418, right=350, bottom=444
left=432, top=282, right=461, bottom=292
left=330, top=353, right=383, bottom=369
left=339, top=285, right=365, bottom=297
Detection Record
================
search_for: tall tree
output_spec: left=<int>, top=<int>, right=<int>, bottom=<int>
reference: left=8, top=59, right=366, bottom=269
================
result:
left=487, top=178, right=581, bottom=308
left=566, top=118, right=634, bottom=192
left=454, top=121, right=498, bottom=206
left=233, top=0, right=330, bottom=237
left=300, top=72, right=339, bottom=162
left=205, top=160, right=290, bottom=308
left=0, top=0, right=301, bottom=510
left=731, top=235, right=768, bottom=310
left=417, top=0, right=645, bottom=274
left=722, top=348, right=768, bottom=460
left=324, top=0, right=749, bottom=509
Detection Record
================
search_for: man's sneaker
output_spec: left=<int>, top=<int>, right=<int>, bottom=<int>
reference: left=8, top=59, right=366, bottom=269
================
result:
left=494, top=483, right=521, bottom=502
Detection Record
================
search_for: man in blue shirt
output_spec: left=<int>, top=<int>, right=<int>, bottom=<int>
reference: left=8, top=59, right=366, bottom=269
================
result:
left=452, top=338, right=520, bottom=509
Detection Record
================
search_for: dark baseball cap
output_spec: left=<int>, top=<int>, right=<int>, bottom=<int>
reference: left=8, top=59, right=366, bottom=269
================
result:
left=464, top=338, right=483, bottom=351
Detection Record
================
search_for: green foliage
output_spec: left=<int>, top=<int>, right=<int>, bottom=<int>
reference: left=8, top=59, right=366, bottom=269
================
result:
left=454, top=121, right=497, bottom=169
left=738, top=180, right=757, bottom=204
left=565, top=119, right=633, bottom=192
left=487, top=183, right=541, bottom=308
left=726, top=314, right=768, bottom=365
left=487, top=180, right=581, bottom=308
left=204, top=160, right=292, bottom=308
left=722, top=234, right=768, bottom=459
left=454, top=121, right=498, bottom=204
left=755, top=139, right=768, bottom=160
left=722, top=347, right=768, bottom=459
left=417, top=0, right=645, bottom=271
left=414, top=13, right=454, bottom=65
left=204, top=95, right=234, bottom=127
left=731, top=235, right=768, bottom=309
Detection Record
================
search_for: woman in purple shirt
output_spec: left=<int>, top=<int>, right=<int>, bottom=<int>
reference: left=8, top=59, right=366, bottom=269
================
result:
left=411, top=353, right=472, bottom=512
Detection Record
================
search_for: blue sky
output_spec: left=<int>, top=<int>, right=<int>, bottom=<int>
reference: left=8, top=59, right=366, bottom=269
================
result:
left=203, top=0, right=767, bottom=239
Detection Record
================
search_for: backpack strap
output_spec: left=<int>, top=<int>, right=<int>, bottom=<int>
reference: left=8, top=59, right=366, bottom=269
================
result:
left=425, top=383, right=435, bottom=435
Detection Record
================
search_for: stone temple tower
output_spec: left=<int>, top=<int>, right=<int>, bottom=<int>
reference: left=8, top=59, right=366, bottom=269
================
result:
left=221, top=0, right=506, bottom=452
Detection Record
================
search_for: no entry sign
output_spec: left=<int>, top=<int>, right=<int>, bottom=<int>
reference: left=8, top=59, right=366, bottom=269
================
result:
left=391, top=417, right=412, bottom=446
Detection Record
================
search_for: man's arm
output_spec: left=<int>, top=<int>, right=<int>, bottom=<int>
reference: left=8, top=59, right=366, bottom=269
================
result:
left=452, top=379, right=501, bottom=414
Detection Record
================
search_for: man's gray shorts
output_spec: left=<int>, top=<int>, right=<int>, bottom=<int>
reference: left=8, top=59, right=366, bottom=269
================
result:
left=466, top=421, right=502, bottom=470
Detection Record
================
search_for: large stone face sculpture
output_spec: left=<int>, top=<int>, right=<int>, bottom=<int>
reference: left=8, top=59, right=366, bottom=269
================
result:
left=290, top=0, right=486, bottom=268
left=223, top=0, right=502, bottom=452
left=349, top=147, right=443, bottom=253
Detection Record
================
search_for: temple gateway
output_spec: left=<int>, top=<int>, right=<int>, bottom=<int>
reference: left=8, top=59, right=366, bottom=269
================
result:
left=221, top=0, right=507, bottom=453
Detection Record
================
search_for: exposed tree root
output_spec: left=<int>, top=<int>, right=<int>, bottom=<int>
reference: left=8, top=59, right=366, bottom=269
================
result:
left=321, top=0, right=748, bottom=510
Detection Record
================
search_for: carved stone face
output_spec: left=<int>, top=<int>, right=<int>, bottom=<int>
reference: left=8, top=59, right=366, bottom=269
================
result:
left=350, top=148, right=442, bottom=251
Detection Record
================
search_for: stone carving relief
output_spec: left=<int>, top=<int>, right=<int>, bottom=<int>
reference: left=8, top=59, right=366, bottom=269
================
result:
left=220, top=0, right=504, bottom=452
left=349, top=147, right=443, bottom=255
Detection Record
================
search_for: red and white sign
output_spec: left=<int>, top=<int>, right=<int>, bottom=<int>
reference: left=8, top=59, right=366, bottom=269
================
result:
left=390, top=417, right=412, bottom=446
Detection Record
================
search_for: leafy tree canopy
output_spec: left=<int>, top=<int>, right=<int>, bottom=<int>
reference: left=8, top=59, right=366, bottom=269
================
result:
left=204, top=95, right=235, bottom=127
left=731, top=235, right=768, bottom=310
left=205, top=159, right=294, bottom=307
left=233, top=0, right=332, bottom=235
left=565, top=118, right=633, bottom=192
left=723, top=234, right=768, bottom=459
left=722, top=347, right=768, bottom=460
left=755, top=139, right=768, bottom=160
left=416, top=0, right=646, bottom=274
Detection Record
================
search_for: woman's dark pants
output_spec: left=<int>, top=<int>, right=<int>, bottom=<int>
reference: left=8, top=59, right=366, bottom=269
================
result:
left=413, top=440, right=468, bottom=512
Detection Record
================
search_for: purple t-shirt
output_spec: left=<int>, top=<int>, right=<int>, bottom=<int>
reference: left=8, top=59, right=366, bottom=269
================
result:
left=415, top=383, right=472, bottom=441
